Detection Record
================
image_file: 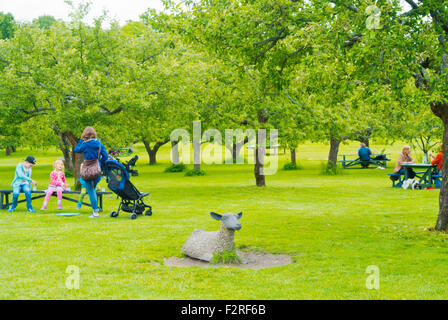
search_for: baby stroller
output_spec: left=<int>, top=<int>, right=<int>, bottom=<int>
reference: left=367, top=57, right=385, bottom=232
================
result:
left=104, top=159, right=152, bottom=219
left=120, top=155, right=139, bottom=176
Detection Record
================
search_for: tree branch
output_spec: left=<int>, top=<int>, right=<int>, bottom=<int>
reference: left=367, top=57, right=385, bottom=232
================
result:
left=18, top=98, right=56, bottom=116
left=253, top=27, right=287, bottom=61
left=343, top=33, right=362, bottom=48
left=329, top=0, right=359, bottom=13
left=405, top=0, right=419, bottom=10
left=100, top=106, right=123, bottom=115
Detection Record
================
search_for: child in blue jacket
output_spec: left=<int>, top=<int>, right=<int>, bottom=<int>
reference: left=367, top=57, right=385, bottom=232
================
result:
left=9, top=156, right=38, bottom=213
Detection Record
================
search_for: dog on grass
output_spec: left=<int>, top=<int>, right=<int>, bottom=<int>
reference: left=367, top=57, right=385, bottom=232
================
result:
left=402, top=179, right=422, bottom=190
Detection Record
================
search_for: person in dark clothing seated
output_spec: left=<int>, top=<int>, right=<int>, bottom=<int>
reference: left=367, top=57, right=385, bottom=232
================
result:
left=358, top=143, right=372, bottom=168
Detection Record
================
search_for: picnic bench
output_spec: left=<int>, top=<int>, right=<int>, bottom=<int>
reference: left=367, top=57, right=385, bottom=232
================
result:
left=338, top=153, right=391, bottom=169
left=0, top=189, right=112, bottom=211
left=388, top=163, right=442, bottom=188
left=433, top=173, right=442, bottom=188
left=388, top=173, right=405, bottom=187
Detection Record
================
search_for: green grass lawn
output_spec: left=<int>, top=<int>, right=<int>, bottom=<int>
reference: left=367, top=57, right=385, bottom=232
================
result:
left=0, top=141, right=447, bottom=299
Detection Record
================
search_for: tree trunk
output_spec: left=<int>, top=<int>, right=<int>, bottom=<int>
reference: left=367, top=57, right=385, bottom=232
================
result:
left=355, top=128, right=372, bottom=147
left=63, top=131, right=82, bottom=190
left=171, top=141, right=179, bottom=164
left=235, top=138, right=248, bottom=163
left=225, top=142, right=238, bottom=163
left=431, top=102, right=448, bottom=230
left=290, top=148, right=296, bottom=165
left=226, top=136, right=248, bottom=163
left=11, top=145, right=16, bottom=153
left=5, top=146, right=10, bottom=156
left=58, top=132, right=74, bottom=173
left=232, top=143, right=237, bottom=163
left=142, top=140, right=156, bottom=165
left=142, top=139, right=168, bottom=165
left=71, top=144, right=76, bottom=173
left=254, top=111, right=268, bottom=187
left=361, top=138, right=370, bottom=147
left=359, top=132, right=370, bottom=148
left=193, top=141, right=201, bottom=171
left=328, top=135, right=341, bottom=168
left=74, top=152, right=84, bottom=190
left=254, top=133, right=266, bottom=187
left=149, top=150, right=156, bottom=165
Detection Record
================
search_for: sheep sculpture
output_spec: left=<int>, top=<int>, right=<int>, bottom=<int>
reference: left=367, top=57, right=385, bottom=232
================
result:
left=181, top=212, right=242, bottom=262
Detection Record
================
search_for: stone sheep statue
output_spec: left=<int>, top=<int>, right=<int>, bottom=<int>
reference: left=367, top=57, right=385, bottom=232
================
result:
left=181, top=212, right=242, bottom=262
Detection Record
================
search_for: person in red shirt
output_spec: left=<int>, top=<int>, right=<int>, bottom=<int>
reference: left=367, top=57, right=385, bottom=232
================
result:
left=429, top=145, right=443, bottom=174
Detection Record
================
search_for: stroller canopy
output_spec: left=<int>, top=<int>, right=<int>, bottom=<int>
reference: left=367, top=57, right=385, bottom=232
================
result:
left=104, top=159, right=130, bottom=192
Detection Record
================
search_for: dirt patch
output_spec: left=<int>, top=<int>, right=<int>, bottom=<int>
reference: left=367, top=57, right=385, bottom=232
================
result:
left=164, top=250, right=292, bottom=269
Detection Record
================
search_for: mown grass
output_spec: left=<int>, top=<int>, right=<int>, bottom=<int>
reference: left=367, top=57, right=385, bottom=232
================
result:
left=0, top=141, right=447, bottom=299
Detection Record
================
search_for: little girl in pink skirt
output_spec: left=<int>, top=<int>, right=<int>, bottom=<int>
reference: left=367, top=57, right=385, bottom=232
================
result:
left=41, top=159, right=67, bottom=210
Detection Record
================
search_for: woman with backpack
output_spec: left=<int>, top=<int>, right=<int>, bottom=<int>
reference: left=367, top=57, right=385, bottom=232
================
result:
left=74, top=126, right=109, bottom=218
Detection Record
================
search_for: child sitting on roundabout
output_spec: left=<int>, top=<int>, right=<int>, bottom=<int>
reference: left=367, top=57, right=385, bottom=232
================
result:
left=8, top=156, right=38, bottom=213
left=41, top=159, right=67, bottom=211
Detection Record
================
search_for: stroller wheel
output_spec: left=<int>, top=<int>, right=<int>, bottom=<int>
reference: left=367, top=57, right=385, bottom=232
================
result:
left=145, top=207, right=152, bottom=216
left=129, top=213, right=137, bottom=220
left=110, top=211, right=119, bottom=218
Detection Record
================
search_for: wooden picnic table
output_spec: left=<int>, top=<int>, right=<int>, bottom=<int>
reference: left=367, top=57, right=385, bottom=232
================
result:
left=0, top=189, right=112, bottom=211
left=401, top=163, right=437, bottom=188
left=338, top=153, right=391, bottom=169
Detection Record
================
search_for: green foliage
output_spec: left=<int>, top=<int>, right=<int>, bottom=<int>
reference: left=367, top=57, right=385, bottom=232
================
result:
left=185, top=169, right=206, bottom=176
left=33, top=15, right=57, bottom=29
left=0, top=0, right=444, bottom=191
left=283, top=162, right=302, bottom=171
left=0, top=5, right=208, bottom=149
left=164, top=163, right=186, bottom=173
left=121, top=21, right=146, bottom=37
left=414, top=153, right=424, bottom=164
left=0, top=12, right=15, bottom=39
left=210, top=250, right=242, bottom=265
left=320, top=162, right=344, bottom=176
left=64, top=170, right=74, bottom=178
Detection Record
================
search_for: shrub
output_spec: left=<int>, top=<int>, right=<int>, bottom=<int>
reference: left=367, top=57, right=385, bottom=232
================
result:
left=283, top=162, right=303, bottom=170
left=185, top=169, right=206, bottom=176
left=65, top=170, right=74, bottom=178
left=320, top=162, right=344, bottom=176
left=164, top=163, right=186, bottom=173
left=210, top=250, right=242, bottom=264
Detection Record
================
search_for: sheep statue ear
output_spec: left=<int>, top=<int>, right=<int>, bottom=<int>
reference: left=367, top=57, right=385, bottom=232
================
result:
left=236, top=212, right=242, bottom=219
left=210, top=212, right=222, bottom=221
